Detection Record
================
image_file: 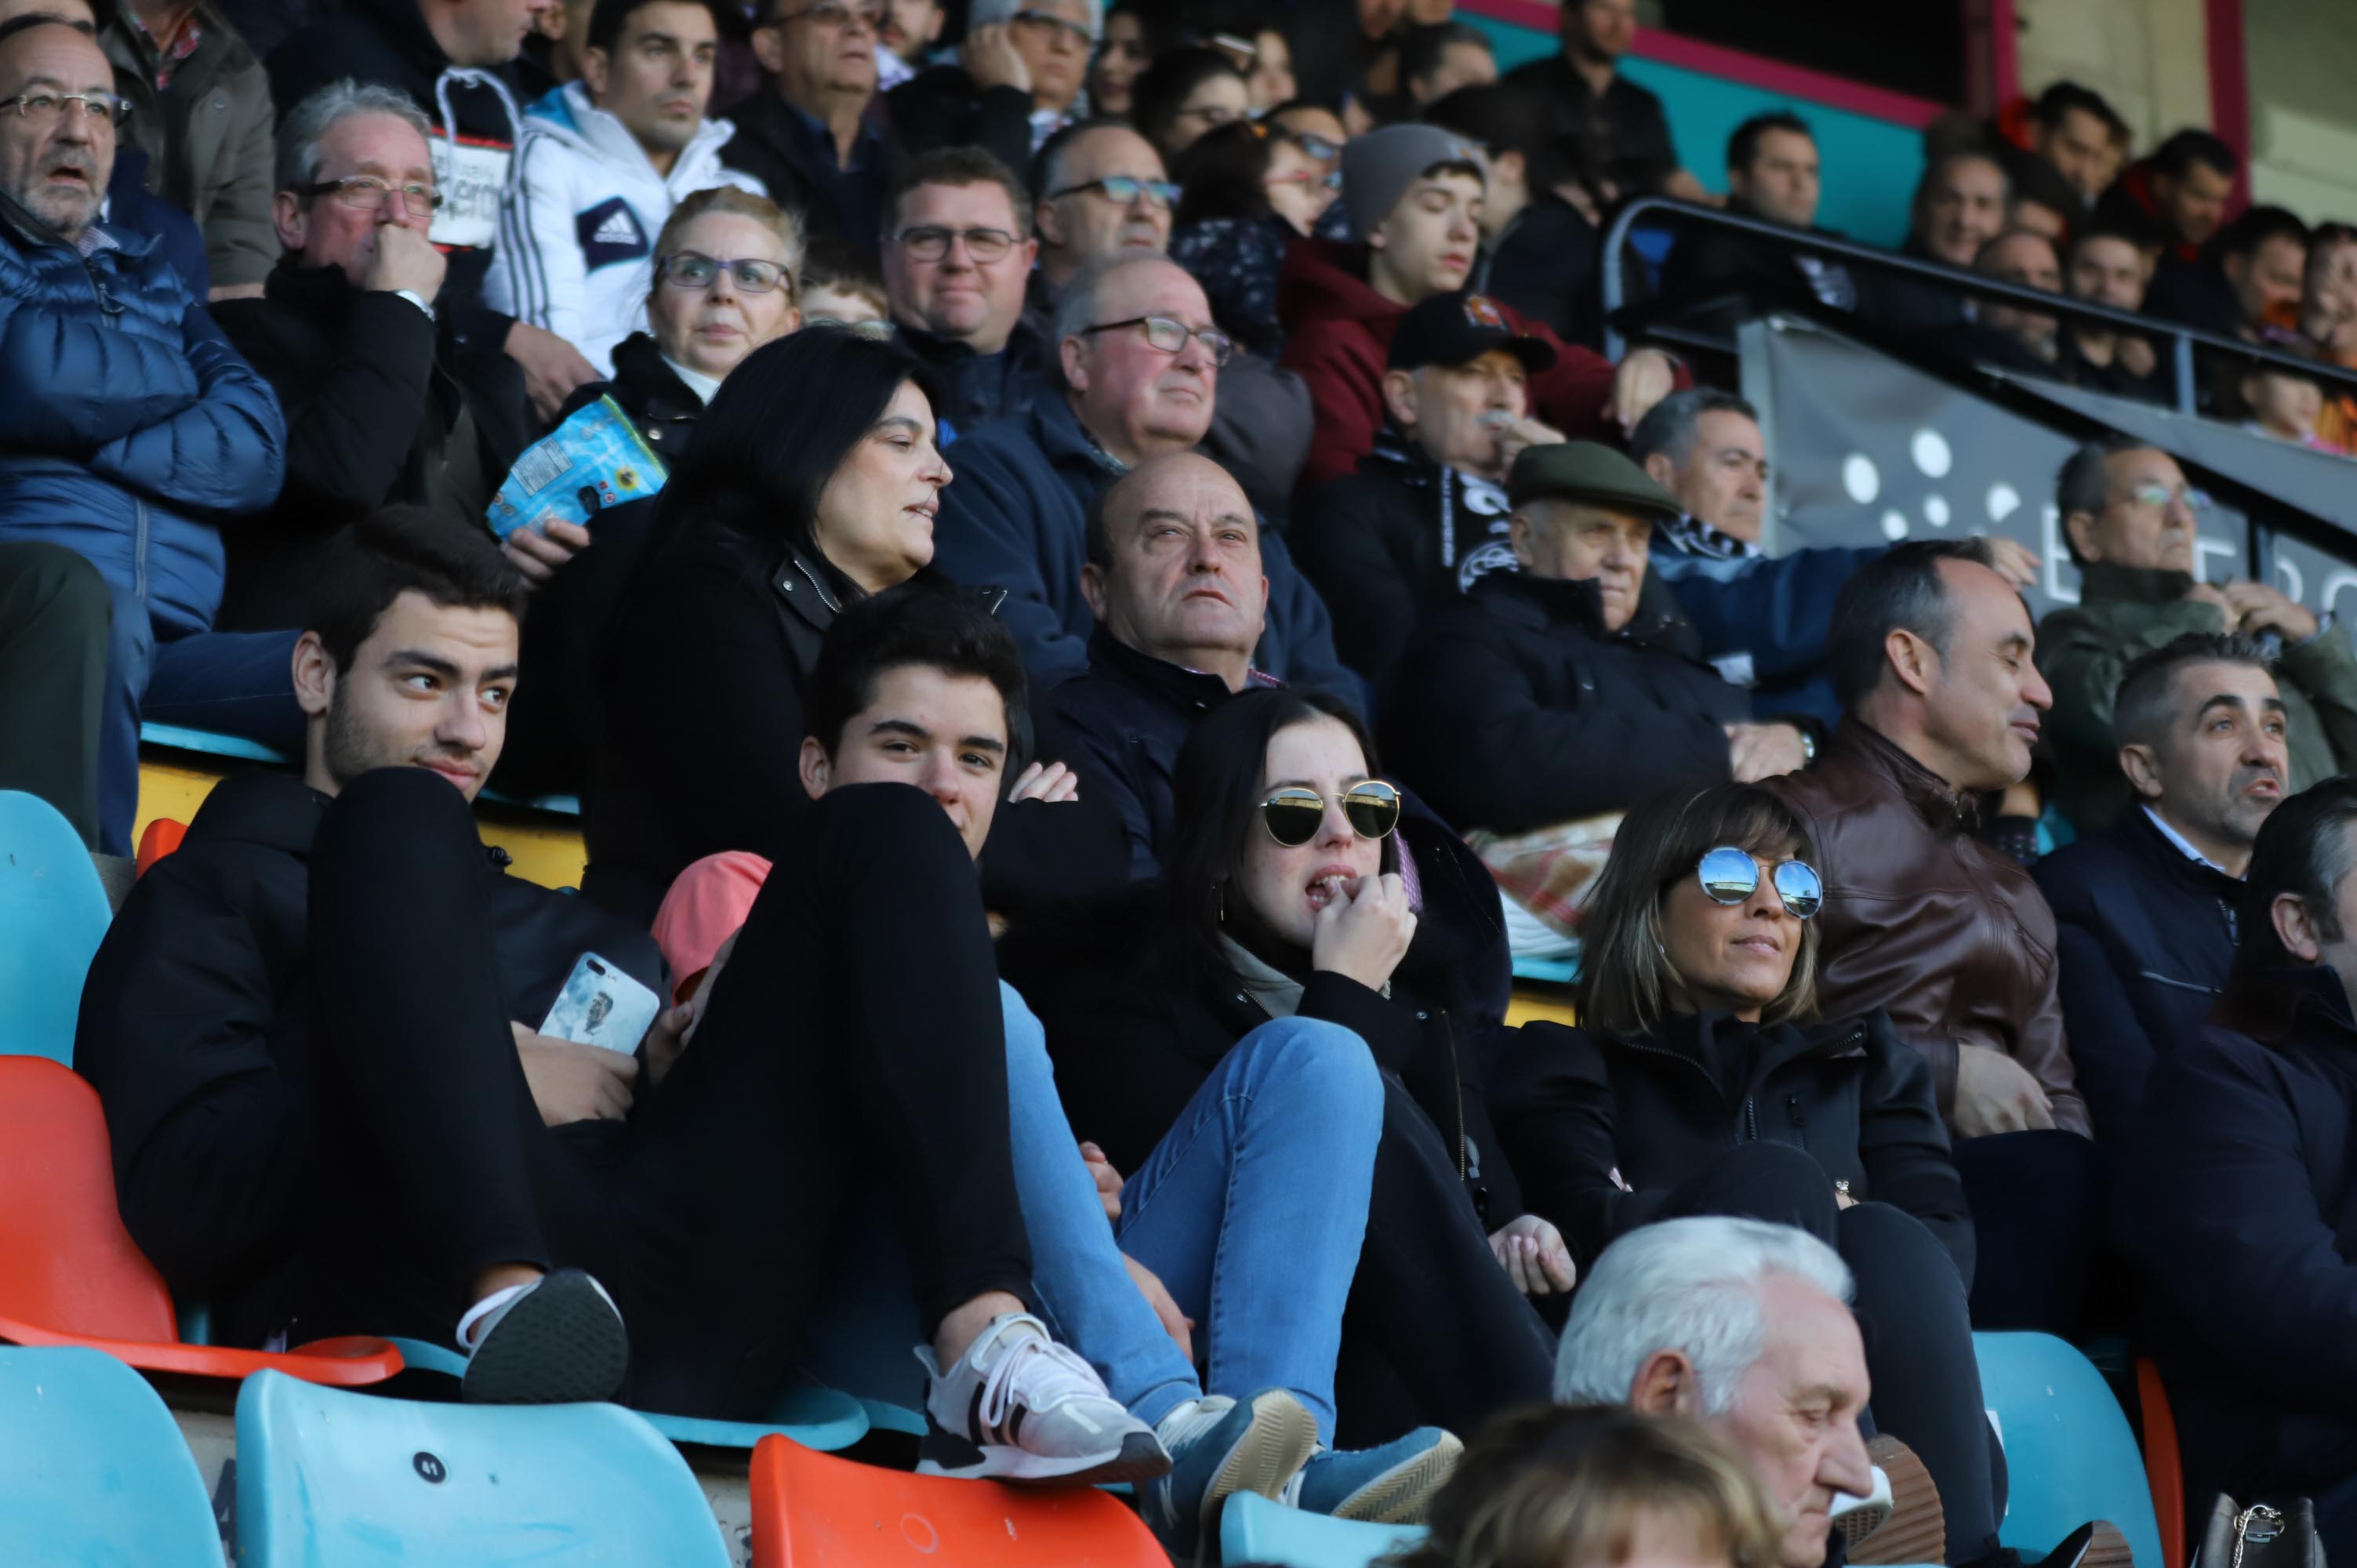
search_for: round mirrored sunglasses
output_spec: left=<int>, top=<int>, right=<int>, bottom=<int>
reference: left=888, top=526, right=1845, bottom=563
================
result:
left=1695, top=844, right=1823, bottom=920
left=1259, top=781, right=1403, bottom=848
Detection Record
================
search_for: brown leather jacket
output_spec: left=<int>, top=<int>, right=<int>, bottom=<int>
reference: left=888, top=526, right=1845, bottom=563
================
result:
left=1767, top=720, right=2090, bottom=1138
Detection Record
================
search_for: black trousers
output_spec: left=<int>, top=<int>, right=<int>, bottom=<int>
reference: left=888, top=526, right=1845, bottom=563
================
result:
left=296, top=768, right=1036, bottom=1419
left=1658, top=1142, right=2004, bottom=1565
left=1953, top=1128, right=2108, bottom=1337
left=0, top=541, right=109, bottom=848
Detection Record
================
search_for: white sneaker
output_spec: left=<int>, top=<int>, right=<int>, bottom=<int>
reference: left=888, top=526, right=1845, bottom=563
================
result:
left=913, top=1312, right=1170, bottom=1486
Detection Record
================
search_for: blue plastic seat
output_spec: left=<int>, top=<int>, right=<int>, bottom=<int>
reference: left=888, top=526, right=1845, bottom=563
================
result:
left=140, top=720, right=290, bottom=764
left=0, top=790, right=114, bottom=1064
left=1220, top=1492, right=1427, bottom=1568
left=1974, top=1331, right=2164, bottom=1568
left=235, top=1368, right=732, bottom=1566
left=0, top=1344, right=221, bottom=1565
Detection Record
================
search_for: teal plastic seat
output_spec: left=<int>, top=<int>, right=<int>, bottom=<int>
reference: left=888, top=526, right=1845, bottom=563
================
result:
left=0, top=1344, right=221, bottom=1565
left=1974, top=1331, right=2163, bottom=1568
left=235, top=1368, right=732, bottom=1566
left=1220, top=1492, right=1426, bottom=1568
left=0, top=790, right=113, bottom=1064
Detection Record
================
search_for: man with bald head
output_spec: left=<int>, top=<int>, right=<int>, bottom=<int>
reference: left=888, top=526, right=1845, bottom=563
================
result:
left=931, top=250, right=1352, bottom=701
left=0, top=13, right=287, bottom=855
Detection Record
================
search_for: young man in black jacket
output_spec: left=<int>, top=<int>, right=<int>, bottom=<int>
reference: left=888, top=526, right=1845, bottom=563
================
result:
left=2032, top=633, right=2288, bottom=1141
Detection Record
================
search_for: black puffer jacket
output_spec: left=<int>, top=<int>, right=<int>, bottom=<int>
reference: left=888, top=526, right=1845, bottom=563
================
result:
left=1383, top=570, right=1745, bottom=834
left=1490, top=1009, right=1972, bottom=1282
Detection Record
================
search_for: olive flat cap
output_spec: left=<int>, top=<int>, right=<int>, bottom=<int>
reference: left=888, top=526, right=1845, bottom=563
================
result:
left=1508, top=441, right=1683, bottom=519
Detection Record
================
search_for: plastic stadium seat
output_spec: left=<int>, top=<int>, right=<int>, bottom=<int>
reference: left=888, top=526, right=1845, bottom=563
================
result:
left=0, top=789, right=113, bottom=1064
left=1220, top=1491, right=1427, bottom=1567
left=237, top=1368, right=732, bottom=1566
left=2137, top=1359, right=2186, bottom=1568
left=749, top=1434, right=1167, bottom=1566
left=0, top=1344, right=222, bottom=1565
left=0, top=1054, right=402, bottom=1387
left=140, top=720, right=291, bottom=764
left=1974, top=1332, right=2164, bottom=1568
left=135, top=816, right=187, bottom=877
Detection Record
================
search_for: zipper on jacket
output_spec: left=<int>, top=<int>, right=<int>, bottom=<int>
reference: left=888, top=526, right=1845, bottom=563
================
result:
left=133, top=498, right=149, bottom=604
left=1439, top=1010, right=1469, bottom=1181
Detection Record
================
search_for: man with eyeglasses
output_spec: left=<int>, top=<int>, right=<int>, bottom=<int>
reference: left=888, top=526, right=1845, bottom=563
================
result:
left=722, top=0, right=893, bottom=253
left=931, top=249, right=1353, bottom=703
left=880, top=144, right=1048, bottom=432
left=0, top=14, right=288, bottom=856
left=2040, top=437, right=2357, bottom=835
left=485, top=0, right=761, bottom=378
left=887, top=0, right=1095, bottom=173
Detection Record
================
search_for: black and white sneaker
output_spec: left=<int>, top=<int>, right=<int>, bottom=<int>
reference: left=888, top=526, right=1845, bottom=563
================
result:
left=913, top=1312, right=1170, bottom=1486
left=456, top=1268, right=628, bottom=1406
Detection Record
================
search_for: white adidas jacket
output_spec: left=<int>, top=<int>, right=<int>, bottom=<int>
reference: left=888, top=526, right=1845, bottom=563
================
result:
left=487, top=82, right=764, bottom=376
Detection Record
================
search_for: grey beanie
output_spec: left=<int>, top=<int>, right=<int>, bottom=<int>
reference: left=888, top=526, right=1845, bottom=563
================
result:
left=1340, top=123, right=1484, bottom=241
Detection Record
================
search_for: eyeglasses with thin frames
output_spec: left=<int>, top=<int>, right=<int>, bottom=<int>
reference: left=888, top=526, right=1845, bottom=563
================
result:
left=2123, top=481, right=2210, bottom=513
left=765, top=0, right=882, bottom=28
left=1010, top=8, right=1094, bottom=46
left=300, top=174, right=442, bottom=216
left=0, top=91, right=131, bottom=127
left=657, top=251, right=794, bottom=295
left=1079, top=314, right=1235, bottom=366
left=891, top=225, right=1019, bottom=263
left=1259, top=781, right=1402, bottom=847
left=1048, top=175, right=1180, bottom=209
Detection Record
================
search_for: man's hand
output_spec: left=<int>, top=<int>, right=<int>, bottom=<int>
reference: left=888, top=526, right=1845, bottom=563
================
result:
left=502, top=518, right=592, bottom=586
left=1124, top=1254, right=1193, bottom=1363
left=1309, top=870, right=1417, bottom=992
left=1487, top=1214, right=1576, bottom=1296
left=2184, top=579, right=2235, bottom=619
left=1008, top=760, right=1080, bottom=804
left=2118, top=336, right=2158, bottom=379
left=1493, top=413, right=1567, bottom=475
left=1977, top=535, right=2041, bottom=590
left=1605, top=347, right=1677, bottom=431
left=1080, top=1140, right=1122, bottom=1222
left=1952, top=1043, right=2055, bottom=1138
left=961, top=21, right=1031, bottom=93
left=1727, top=721, right=1810, bottom=782
left=365, top=221, right=448, bottom=303
left=505, top=320, right=601, bottom=424
left=510, top=1022, right=636, bottom=1125
left=2220, top=579, right=2321, bottom=642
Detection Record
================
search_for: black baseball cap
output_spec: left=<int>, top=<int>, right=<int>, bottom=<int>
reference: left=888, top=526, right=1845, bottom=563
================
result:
left=1387, top=290, right=1559, bottom=374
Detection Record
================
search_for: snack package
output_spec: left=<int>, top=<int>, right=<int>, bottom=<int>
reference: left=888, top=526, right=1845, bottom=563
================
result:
left=487, top=394, right=668, bottom=539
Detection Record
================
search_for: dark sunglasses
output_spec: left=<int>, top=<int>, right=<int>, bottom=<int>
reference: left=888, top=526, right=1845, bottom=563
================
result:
left=1696, top=845, right=1823, bottom=920
left=1260, top=780, right=1402, bottom=848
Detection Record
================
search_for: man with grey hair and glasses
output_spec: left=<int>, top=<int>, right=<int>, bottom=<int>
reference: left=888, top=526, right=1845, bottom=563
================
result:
left=886, top=0, right=1095, bottom=171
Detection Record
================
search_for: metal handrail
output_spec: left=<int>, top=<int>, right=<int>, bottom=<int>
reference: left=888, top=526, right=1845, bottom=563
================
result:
left=1597, top=196, right=2357, bottom=414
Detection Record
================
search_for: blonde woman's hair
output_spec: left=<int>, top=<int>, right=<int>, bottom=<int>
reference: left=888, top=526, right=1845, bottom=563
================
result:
left=1574, top=779, right=1821, bottom=1039
left=1382, top=1404, right=1782, bottom=1568
left=651, top=187, right=804, bottom=303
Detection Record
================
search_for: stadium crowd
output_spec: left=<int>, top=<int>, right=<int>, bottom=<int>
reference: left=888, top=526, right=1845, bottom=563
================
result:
left=5, top=0, right=2357, bottom=1557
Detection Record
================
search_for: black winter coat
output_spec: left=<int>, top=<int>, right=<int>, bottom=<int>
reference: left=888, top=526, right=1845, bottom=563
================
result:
left=557, top=330, right=706, bottom=465
left=1489, top=1010, right=1972, bottom=1283
left=71, top=769, right=664, bottom=1346
left=882, top=67, right=1034, bottom=191
left=899, top=316, right=1052, bottom=437
left=1383, top=570, right=1745, bottom=834
left=719, top=92, right=895, bottom=256
left=2031, top=806, right=2241, bottom=1142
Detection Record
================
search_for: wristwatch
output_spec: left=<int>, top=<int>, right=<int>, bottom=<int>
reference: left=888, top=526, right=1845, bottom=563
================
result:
left=1797, top=728, right=1818, bottom=765
left=391, top=289, right=436, bottom=322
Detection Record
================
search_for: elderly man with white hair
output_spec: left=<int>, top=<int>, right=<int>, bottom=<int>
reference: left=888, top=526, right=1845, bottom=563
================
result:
left=886, top=0, right=1097, bottom=176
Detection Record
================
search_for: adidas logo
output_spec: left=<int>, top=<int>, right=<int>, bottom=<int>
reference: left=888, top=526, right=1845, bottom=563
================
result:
left=590, top=209, right=641, bottom=247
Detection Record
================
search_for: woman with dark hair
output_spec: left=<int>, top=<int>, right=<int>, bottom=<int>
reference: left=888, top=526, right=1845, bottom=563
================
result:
left=1032, top=686, right=1563, bottom=1448
left=1487, top=778, right=2001, bottom=1566
left=1168, top=119, right=1338, bottom=354
left=1131, top=46, right=1252, bottom=165
left=1086, top=0, right=1158, bottom=118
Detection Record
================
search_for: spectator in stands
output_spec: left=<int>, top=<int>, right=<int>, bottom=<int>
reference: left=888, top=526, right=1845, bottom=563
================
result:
left=1553, top=1219, right=1877, bottom=1568
left=721, top=0, right=891, bottom=252
left=874, top=0, right=935, bottom=88
left=1387, top=443, right=1807, bottom=844
left=270, top=0, right=606, bottom=425
left=1229, top=19, right=1297, bottom=114
left=2115, top=777, right=2357, bottom=1552
left=2060, top=220, right=2167, bottom=401
left=1129, top=45, right=1247, bottom=167
left=2040, top=438, right=2357, bottom=834
left=1031, top=117, right=1171, bottom=312
left=1423, top=84, right=1607, bottom=349
left=1396, top=20, right=1491, bottom=110
left=1501, top=0, right=1701, bottom=200
left=1268, top=98, right=1347, bottom=188
left=2303, top=223, right=2357, bottom=450
left=79, top=506, right=1167, bottom=1485
left=1997, top=147, right=2078, bottom=245
left=1031, top=685, right=1564, bottom=1444
left=1083, top=0, right=1152, bottom=119
left=99, top=0, right=277, bottom=298
left=2094, top=128, right=2237, bottom=290
left=1293, top=291, right=1560, bottom=688
left=1166, top=118, right=1321, bottom=353
left=881, top=147, right=1048, bottom=433
left=1658, top=110, right=1858, bottom=329
left=1498, top=779, right=2003, bottom=1567
left=1280, top=123, right=1674, bottom=490
left=885, top=0, right=1092, bottom=174
left=927, top=252, right=1351, bottom=693
left=2146, top=203, right=2308, bottom=343
left=0, top=543, right=110, bottom=848
left=2237, top=341, right=2340, bottom=452
left=216, top=83, right=522, bottom=632
left=0, top=16, right=289, bottom=855
left=2018, top=81, right=2129, bottom=208
left=1869, top=149, right=2007, bottom=342
left=800, top=230, right=888, bottom=326
left=518, top=0, right=597, bottom=94
left=1941, top=227, right=2065, bottom=369
left=1387, top=1404, right=1780, bottom=1568
left=1763, top=541, right=2104, bottom=1334
left=2033, top=633, right=2285, bottom=1140
left=485, top=0, right=760, bottom=377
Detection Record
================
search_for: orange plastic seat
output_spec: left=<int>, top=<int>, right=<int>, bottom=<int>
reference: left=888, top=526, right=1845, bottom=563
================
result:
left=2137, top=1357, right=2185, bottom=1568
left=134, top=818, right=187, bottom=878
left=0, top=1055, right=401, bottom=1386
left=748, top=1436, right=1166, bottom=1567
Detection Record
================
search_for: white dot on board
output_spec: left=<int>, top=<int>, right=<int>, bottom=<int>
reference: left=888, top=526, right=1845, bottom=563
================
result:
left=1987, top=481, right=2021, bottom=523
left=1911, top=429, right=1952, bottom=478
left=1843, top=454, right=1879, bottom=504
left=1880, top=510, right=1909, bottom=540
left=1924, top=495, right=1951, bottom=528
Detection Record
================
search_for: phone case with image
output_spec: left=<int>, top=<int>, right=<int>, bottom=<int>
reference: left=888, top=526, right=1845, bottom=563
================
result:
left=540, top=953, right=661, bottom=1055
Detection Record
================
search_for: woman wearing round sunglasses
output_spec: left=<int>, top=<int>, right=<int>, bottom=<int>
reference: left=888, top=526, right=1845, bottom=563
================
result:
left=1031, top=688, right=1561, bottom=1451
left=1489, top=779, right=2001, bottom=1565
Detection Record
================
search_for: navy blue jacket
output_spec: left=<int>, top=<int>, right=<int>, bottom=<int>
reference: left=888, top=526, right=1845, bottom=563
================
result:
left=1650, top=524, right=1883, bottom=731
left=929, top=393, right=1356, bottom=697
left=2114, top=966, right=2357, bottom=1509
left=2031, top=806, right=2240, bottom=1142
left=0, top=198, right=284, bottom=637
